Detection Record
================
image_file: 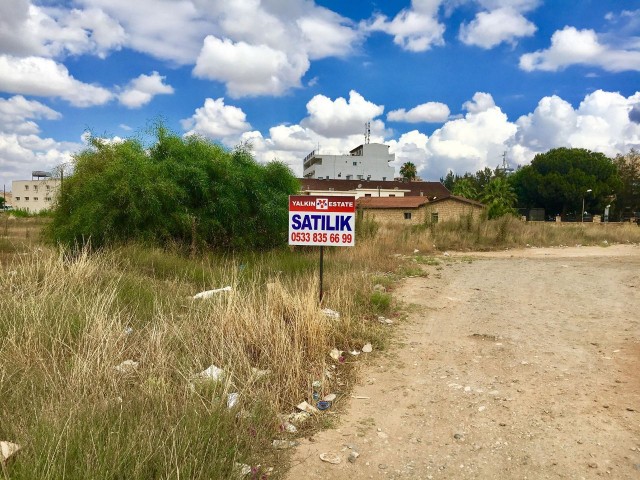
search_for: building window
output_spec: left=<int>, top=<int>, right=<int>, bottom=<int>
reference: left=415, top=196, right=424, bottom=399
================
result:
left=353, top=161, right=357, bottom=166
left=33, top=197, right=38, bottom=201
left=15, top=196, right=20, bottom=201
left=326, top=176, right=330, bottom=179
left=346, top=175, right=352, bottom=180
left=364, top=193, right=371, bottom=197
left=46, top=185, right=51, bottom=190
left=389, top=194, right=395, bottom=197
left=337, top=173, right=341, bottom=178
left=45, top=197, right=51, bottom=202
left=33, top=185, right=38, bottom=192
left=382, top=177, right=386, bottom=181
left=24, top=185, right=29, bottom=191
left=357, top=175, right=363, bottom=179
left=404, top=212, right=412, bottom=220
left=431, top=212, right=439, bottom=224
left=24, top=197, right=29, bottom=201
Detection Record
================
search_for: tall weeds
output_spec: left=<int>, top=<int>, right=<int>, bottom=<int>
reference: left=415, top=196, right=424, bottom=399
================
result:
left=0, top=242, right=395, bottom=479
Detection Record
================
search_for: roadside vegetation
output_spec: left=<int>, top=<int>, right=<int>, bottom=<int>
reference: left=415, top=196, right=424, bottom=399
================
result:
left=2, top=212, right=639, bottom=478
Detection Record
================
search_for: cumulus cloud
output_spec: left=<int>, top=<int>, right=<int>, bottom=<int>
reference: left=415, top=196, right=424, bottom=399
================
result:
left=302, top=90, right=385, bottom=138
left=0, top=55, right=113, bottom=107
left=0, top=95, right=61, bottom=135
left=463, top=92, right=496, bottom=113
left=181, top=97, right=251, bottom=140
left=459, top=7, right=536, bottom=48
left=193, top=36, right=310, bottom=97
left=630, top=104, right=640, bottom=124
left=118, top=71, right=174, bottom=108
left=365, top=0, right=446, bottom=52
left=520, top=26, right=640, bottom=72
left=0, top=1, right=126, bottom=58
left=514, top=90, right=640, bottom=160
left=387, top=102, right=450, bottom=123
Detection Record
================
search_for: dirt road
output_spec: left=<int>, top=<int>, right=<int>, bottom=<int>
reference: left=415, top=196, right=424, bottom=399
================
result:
left=285, top=245, right=640, bottom=479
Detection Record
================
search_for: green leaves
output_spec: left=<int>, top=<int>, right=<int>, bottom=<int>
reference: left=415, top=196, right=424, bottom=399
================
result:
left=48, top=127, right=300, bottom=250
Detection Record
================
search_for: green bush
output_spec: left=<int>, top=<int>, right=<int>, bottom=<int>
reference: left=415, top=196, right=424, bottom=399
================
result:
left=47, top=128, right=300, bottom=250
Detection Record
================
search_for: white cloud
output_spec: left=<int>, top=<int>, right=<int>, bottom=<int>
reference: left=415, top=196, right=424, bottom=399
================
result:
left=181, top=97, right=251, bottom=140
left=387, top=130, right=430, bottom=173
left=78, top=0, right=213, bottom=64
left=463, top=92, right=496, bottom=113
left=0, top=132, right=81, bottom=189
left=459, top=7, right=536, bottom=48
left=193, top=36, right=310, bottom=97
left=297, top=9, right=361, bottom=59
left=0, top=55, right=113, bottom=107
left=365, top=0, right=446, bottom=52
left=302, top=90, right=385, bottom=137
left=520, top=26, right=640, bottom=72
left=515, top=90, right=640, bottom=159
left=0, top=95, right=61, bottom=135
left=388, top=101, right=450, bottom=123
left=0, top=1, right=126, bottom=59
left=118, top=71, right=174, bottom=108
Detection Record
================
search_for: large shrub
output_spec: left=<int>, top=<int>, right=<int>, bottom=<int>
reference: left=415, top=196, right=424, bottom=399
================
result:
left=48, top=128, right=300, bottom=249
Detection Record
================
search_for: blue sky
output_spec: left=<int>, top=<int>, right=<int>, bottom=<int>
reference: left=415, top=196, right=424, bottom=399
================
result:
left=1, top=0, right=639, bottom=189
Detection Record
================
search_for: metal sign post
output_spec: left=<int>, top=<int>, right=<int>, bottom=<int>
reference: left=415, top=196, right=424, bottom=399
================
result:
left=288, top=195, right=356, bottom=304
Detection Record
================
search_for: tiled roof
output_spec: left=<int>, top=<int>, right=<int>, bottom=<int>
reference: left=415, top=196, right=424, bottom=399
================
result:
left=430, top=195, right=486, bottom=208
left=357, top=197, right=431, bottom=209
left=299, top=178, right=450, bottom=197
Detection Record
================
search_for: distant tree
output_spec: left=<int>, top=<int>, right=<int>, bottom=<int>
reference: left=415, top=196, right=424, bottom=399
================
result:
left=452, top=178, right=478, bottom=200
left=440, top=171, right=456, bottom=191
left=0, top=196, right=5, bottom=209
left=400, top=162, right=417, bottom=181
left=613, top=149, right=640, bottom=220
left=48, top=127, right=300, bottom=250
left=511, top=148, right=621, bottom=216
left=482, top=177, right=517, bottom=219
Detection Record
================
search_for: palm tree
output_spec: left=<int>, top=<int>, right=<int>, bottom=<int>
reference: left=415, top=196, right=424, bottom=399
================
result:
left=482, top=177, right=517, bottom=219
left=400, top=162, right=417, bottom=181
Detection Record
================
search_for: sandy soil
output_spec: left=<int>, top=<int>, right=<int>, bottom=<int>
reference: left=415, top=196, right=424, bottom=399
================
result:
left=284, top=245, right=640, bottom=479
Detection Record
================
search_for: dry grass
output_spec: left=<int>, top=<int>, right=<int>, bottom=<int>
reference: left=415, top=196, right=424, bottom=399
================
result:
left=0, top=223, right=400, bottom=479
left=3, top=214, right=637, bottom=478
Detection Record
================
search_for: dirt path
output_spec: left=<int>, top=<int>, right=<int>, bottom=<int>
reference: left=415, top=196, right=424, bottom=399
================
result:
left=285, top=245, right=640, bottom=479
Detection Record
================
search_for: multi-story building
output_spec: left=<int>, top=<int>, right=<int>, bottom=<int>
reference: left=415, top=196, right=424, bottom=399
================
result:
left=303, top=143, right=395, bottom=181
left=12, top=172, right=61, bottom=213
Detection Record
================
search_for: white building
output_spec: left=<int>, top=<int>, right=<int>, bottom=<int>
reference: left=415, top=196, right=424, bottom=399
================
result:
left=303, top=143, right=395, bottom=181
left=12, top=173, right=61, bottom=213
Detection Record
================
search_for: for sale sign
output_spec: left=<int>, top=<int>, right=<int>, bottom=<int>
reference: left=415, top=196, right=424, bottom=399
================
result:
left=288, top=195, right=356, bottom=246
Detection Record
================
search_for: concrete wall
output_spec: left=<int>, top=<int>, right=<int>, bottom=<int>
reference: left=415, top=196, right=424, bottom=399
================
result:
left=12, top=179, right=60, bottom=213
left=303, top=143, right=395, bottom=181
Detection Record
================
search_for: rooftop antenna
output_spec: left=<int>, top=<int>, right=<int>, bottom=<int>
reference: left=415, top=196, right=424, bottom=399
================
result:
left=497, top=151, right=514, bottom=174
left=364, top=122, right=370, bottom=144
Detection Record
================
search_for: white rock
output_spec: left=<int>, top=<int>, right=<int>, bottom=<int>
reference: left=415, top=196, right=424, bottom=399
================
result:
left=362, top=343, right=373, bottom=353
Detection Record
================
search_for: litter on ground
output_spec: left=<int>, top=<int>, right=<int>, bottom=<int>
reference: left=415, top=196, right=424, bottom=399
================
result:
left=362, top=343, right=373, bottom=353
left=0, top=441, right=21, bottom=465
left=114, top=360, right=139, bottom=373
left=296, top=401, right=319, bottom=414
left=192, top=286, right=232, bottom=299
left=194, top=364, right=225, bottom=382
left=319, top=452, right=341, bottom=464
left=321, top=308, right=340, bottom=319
left=329, top=348, right=343, bottom=361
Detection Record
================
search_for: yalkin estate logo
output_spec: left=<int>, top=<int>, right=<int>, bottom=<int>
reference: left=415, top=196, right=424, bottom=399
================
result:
left=315, top=198, right=328, bottom=210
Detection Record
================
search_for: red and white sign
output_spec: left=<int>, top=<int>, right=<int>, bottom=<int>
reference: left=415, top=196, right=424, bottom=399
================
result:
left=288, top=195, right=356, bottom=246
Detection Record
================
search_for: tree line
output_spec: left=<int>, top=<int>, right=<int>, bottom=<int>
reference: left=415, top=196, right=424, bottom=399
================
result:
left=436, top=148, right=639, bottom=221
